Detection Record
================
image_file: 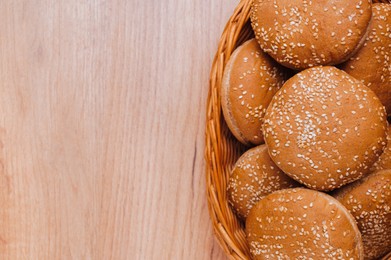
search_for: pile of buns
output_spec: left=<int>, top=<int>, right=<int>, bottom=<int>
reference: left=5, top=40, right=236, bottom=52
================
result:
left=222, top=0, right=390, bottom=259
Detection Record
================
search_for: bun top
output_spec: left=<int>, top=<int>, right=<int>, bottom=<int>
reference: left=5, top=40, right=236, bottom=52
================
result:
left=221, top=39, right=287, bottom=145
left=246, top=188, right=363, bottom=259
left=264, top=66, right=388, bottom=191
left=250, top=0, right=372, bottom=70
left=333, top=170, right=391, bottom=260
left=340, top=3, right=391, bottom=115
left=227, top=144, right=299, bottom=218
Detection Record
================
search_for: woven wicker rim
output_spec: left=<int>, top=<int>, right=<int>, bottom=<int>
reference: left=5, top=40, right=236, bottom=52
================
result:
left=205, top=0, right=391, bottom=259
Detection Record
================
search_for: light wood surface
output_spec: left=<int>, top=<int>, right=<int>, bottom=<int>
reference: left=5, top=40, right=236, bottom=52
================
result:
left=0, top=0, right=237, bottom=259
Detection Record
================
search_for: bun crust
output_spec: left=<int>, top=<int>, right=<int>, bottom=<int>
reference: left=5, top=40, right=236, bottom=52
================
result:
left=263, top=66, right=388, bottom=191
left=333, top=170, right=391, bottom=260
left=372, top=126, right=391, bottom=172
left=246, top=188, right=364, bottom=259
left=227, top=144, right=299, bottom=218
left=221, top=39, right=288, bottom=145
left=250, top=0, right=372, bottom=70
left=340, top=4, right=391, bottom=115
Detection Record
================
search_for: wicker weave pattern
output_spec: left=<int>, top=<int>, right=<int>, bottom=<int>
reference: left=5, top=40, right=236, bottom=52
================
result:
left=205, top=0, right=391, bottom=259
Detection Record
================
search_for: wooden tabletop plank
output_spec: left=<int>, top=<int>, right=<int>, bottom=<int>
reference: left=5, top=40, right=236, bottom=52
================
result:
left=0, top=0, right=237, bottom=259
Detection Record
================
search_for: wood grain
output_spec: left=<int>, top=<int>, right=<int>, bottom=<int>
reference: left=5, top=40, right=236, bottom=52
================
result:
left=0, top=0, right=237, bottom=259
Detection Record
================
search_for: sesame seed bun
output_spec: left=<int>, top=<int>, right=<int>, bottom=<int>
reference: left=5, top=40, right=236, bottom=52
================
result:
left=246, top=188, right=364, bottom=259
left=333, top=170, right=391, bottom=260
left=250, top=0, right=372, bottom=70
left=340, top=3, right=391, bottom=115
left=263, top=66, right=388, bottom=191
left=227, top=144, right=299, bottom=219
left=372, top=126, right=391, bottom=172
left=221, top=39, right=288, bottom=146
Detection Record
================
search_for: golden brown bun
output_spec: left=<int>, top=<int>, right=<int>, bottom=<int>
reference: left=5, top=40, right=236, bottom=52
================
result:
left=372, top=126, right=391, bottom=172
left=264, top=66, right=388, bottom=191
left=333, top=170, right=391, bottom=260
left=250, top=0, right=372, bottom=70
left=221, top=39, right=288, bottom=146
left=246, top=188, right=364, bottom=259
left=341, top=4, right=391, bottom=115
left=227, top=144, right=299, bottom=219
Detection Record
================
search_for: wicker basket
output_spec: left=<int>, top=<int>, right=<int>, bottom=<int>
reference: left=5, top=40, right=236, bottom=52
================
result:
left=205, top=0, right=391, bottom=259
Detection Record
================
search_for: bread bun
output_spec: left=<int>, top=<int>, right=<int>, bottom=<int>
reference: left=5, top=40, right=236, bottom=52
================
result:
left=246, top=188, right=364, bottom=259
left=372, top=126, right=391, bottom=172
left=250, top=0, right=372, bottom=70
left=341, top=3, right=391, bottom=115
left=227, top=144, right=299, bottom=218
left=264, top=66, right=388, bottom=191
left=333, top=170, right=391, bottom=260
left=221, top=39, right=288, bottom=146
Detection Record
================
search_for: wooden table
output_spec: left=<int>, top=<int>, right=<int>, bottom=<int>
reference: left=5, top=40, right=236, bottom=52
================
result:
left=0, top=0, right=239, bottom=259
